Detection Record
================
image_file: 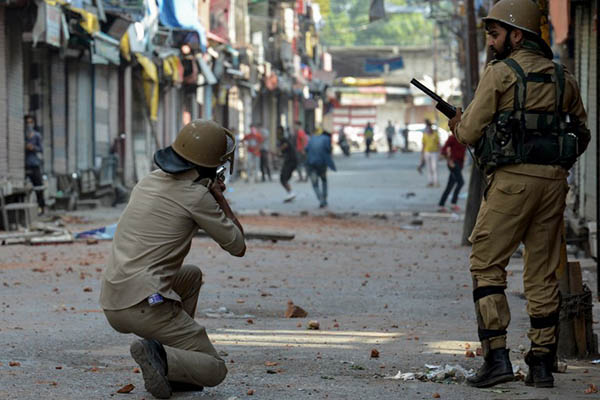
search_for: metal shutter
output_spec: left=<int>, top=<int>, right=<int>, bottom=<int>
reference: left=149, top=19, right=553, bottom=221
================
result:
left=583, top=1, right=597, bottom=222
left=76, top=63, right=94, bottom=170
left=0, top=7, right=7, bottom=182
left=6, top=10, right=24, bottom=184
left=51, top=54, right=67, bottom=174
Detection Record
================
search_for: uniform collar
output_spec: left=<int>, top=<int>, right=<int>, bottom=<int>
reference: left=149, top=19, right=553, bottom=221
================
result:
left=173, top=169, right=200, bottom=181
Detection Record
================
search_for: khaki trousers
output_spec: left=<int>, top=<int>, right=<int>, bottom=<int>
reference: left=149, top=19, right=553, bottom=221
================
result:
left=469, top=169, right=567, bottom=354
left=104, top=265, right=227, bottom=387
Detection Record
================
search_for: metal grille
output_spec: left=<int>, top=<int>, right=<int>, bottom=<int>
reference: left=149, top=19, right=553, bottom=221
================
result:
left=583, top=1, right=598, bottom=222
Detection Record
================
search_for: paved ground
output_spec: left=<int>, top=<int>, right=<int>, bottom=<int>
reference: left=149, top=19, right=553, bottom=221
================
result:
left=224, top=151, right=471, bottom=215
left=1, top=152, right=598, bottom=400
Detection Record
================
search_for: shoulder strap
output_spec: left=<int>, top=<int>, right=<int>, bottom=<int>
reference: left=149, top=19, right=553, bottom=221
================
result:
left=502, top=58, right=527, bottom=111
left=553, top=62, right=565, bottom=116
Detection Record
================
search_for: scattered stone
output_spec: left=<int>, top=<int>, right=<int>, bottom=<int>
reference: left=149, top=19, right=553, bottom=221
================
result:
left=285, top=301, right=308, bottom=318
left=307, top=320, right=320, bottom=330
left=116, top=383, right=135, bottom=393
left=585, top=383, right=598, bottom=394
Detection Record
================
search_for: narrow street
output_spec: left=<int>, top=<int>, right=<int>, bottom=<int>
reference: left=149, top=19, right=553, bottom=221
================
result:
left=1, top=153, right=598, bottom=399
left=226, top=151, right=471, bottom=215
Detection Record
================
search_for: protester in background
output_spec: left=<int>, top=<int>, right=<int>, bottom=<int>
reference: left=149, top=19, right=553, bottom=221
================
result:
left=305, top=128, right=336, bottom=208
left=420, top=119, right=440, bottom=187
left=242, top=125, right=263, bottom=183
left=437, top=134, right=466, bottom=212
left=277, top=126, right=297, bottom=202
left=364, top=122, right=374, bottom=157
left=401, top=125, right=409, bottom=152
left=294, top=121, right=309, bottom=181
left=259, top=126, right=272, bottom=182
left=338, top=126, right=350, bottom=156
left=24, top=114, right=45, bottom=215
left=385, top=120, right=396, bottom=157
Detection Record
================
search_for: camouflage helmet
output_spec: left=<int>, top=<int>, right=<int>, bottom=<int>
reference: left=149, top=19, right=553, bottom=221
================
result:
left=154, top=119, right=236, bottom=174
left=482, top=0, right=553, bottom=59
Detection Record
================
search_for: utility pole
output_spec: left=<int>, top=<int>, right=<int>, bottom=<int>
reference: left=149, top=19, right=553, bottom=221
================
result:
left=461, top=0, right=484, bottom=245
left=433, top=21, right=439, bottom=126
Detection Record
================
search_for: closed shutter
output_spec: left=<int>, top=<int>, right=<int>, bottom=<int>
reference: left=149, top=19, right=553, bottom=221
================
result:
left=0, top=7, right=7, bottom=181
left=94, top=65, right=111, bottom=158
left=76, top=63, right=94, bottom=170
left=132, top=75, right=150, bottom=180
left=574, top=6, right=588, bottom=218
left=583, top=1, right=597, bottom=221
left=67, top=60, right=78, bottom=173
left=51, top=54, right=67, bottom=174
left=5, top=10, right=25, bottom=184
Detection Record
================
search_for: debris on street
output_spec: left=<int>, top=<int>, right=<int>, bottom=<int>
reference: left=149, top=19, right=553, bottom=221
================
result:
left=307, top=320, right=320, bottom=330
left=116, top=383, right=135, bottom=393
left=202, top=307, right=254, bottom=319
left=285, top=301, right=308, bottom=318
left=385, top=364, right=475, bottom=383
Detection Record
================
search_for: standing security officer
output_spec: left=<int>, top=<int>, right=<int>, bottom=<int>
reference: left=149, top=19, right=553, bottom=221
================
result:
left=100, top=120, right=246, bottom=399
left=449, top=0, right=590, bottom=389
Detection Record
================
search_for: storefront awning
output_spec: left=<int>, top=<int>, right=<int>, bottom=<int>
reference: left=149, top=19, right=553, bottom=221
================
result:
left=91, top=31, right=121, bottom=65
left=197, top=55, right=217, bottom=85
left=156, top=0, right=207, bottom=51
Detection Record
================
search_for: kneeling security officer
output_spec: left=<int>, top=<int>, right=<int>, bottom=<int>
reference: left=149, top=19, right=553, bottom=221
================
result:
left=100, top=120, right=246, bottom=398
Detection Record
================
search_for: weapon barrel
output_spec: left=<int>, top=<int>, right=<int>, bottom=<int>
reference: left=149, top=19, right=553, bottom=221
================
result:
left=410, top=78, right=457, bottom=119
left=410, top=79, right=444, bottom=103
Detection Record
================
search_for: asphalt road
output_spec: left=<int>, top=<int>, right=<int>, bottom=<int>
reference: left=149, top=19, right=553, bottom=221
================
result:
left=0, top=152, right=598, bottom=400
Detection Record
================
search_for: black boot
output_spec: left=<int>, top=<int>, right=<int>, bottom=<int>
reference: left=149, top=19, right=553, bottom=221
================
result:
left=130, top=339, right=172, bottom=399
left=467, top=348, right=514, bottom=388
left=525, top=351, right=554, bottom=388
left=170, top=381, right=204, bottom=392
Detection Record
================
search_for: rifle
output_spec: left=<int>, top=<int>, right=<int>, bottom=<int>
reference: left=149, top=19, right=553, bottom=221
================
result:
left=216, top=165, right=226, bottom=181
left=410, top=79, right=457, bottom=119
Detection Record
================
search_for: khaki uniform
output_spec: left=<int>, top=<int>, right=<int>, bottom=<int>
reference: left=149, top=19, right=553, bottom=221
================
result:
left=100, top=168, right=245, bottom=387
left=455, top=45, right=590, bottom=354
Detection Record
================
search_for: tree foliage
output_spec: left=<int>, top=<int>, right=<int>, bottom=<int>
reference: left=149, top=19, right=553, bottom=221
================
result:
left=319, top=0, right=434, bottom=47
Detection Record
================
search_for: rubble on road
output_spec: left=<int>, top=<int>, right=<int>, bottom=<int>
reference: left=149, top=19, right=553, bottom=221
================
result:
left=0, top=222, right=73, bottom=245
left=285, top=301, right=308, bottom=318
left=201, top=306, right=254, bottom=319
left=385, top=364, right=475, bottom=384
left=307, top=320, right=320, bottom=330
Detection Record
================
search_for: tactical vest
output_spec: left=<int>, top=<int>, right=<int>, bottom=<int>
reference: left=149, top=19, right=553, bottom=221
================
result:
left=473, top=58, right=580, bottom=174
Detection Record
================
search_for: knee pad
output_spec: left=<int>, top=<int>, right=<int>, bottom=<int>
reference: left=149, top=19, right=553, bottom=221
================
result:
left=473, top=285, right=508, bottom=340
